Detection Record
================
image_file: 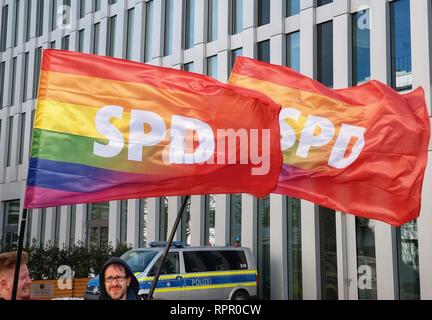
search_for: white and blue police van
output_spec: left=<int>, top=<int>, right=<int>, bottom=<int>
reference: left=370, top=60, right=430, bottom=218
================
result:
left=84, top=241, right=258, bottom=300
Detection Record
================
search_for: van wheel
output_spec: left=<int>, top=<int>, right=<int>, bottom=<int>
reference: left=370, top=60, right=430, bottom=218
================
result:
left=231, top=290, right=249, bottom=300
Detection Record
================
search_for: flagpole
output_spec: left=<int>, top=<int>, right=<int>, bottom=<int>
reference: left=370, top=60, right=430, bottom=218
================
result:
left=11, top=208, right=28, bottom=300
left=147, top=196, right=190, bottom=300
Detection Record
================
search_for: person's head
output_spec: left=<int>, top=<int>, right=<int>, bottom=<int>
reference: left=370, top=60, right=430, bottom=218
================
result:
left=99, top=257, right=140, bottom=300
left=0, top=251, right=32, bottom=300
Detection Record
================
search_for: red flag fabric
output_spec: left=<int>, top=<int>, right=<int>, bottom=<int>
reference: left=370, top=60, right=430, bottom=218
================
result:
left=25, top=50, right=282, bottom=208
left=230, top=57, right=430, bottom=226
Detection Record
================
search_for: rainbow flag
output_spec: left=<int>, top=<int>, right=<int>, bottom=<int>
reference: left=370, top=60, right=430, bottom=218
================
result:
left=229, top=57, right=430, bottom=226
left=24, top=50, right=282, bottom=208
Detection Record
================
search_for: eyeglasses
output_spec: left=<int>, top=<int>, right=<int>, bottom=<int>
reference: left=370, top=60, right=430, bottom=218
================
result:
left=105, top=275, right=127, bottom=283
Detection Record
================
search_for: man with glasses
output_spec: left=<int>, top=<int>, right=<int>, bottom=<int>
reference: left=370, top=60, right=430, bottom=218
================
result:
left=99, top=257, right=141, bottom=300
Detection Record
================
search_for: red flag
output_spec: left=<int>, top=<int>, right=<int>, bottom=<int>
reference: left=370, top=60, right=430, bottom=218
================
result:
left=230, top=57, right=430, bottom=226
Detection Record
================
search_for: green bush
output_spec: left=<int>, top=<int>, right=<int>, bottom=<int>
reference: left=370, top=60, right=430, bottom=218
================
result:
left=25, top=239, right=131, bottom=280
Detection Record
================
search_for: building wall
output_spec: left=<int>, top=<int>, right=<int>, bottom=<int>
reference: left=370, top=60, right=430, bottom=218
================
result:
left=0, top=0, right=431, bottom=300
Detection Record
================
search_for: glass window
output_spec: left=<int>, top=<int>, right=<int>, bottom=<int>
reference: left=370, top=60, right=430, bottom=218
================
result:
left=286, top=31, right=300, bottom=71
left=208, top=0, right=218, bottom=42
left=121, top=250, right=158, bottom=273
left=93, top=22, right=100, bottom=54
left=36, top=0, right=44, bottom=37
left=180, top=196, right=191, bottom=245
left=286, top=0, right=300, bottom=17
left=126, top=9, right=134, bottom=60
left=120, top=200, right=128, bottom=244
left=397, top=220, right=420, bottom=300
left=319, top=206, right=338, bottom=300
left=257, top=40, right=270, bottom=63
left=54, top=207, right=61, bottom=245
left=390, top=0, right=412, bottom=91
left=183, top=250, right=247, bottom=272
left=229, top=47, right=243, bottom=73
left=353, top=10, right=371, bottom=85
left=33, top=47, right=42, bottom=98
left=287, top=197, right=302, bottom=299
left=206, top=55, right=217, bottom=79
left=230, top=0, right=243, bottom=35
left=229, top=194, right=242, bottom=246
left=19, top=113, right=26, bottom=165
left=69, top=205, right=76, bottom=245
left=1, top=5, right=8, bottom=52
left=90, top=202, right=109, bottom=220
left=79, top=0, right=85, bottom=18
left=22, top=52, right=29, bottom=102
left=107, top=15, right=117, bottom=57
left=87, top=202, right=109, bottom=248
left=148, top=252, right=179, bottom=275
left=356, top=218, right=377, bottom=299
left=25, top=2, right=31, bottom=42
left=6, top=116, right=13, bottom=167
left=51, top=0, right=57, bottom=31
left=109, top=0, right=117, bottom=4
left=49, top=40, right=56, bottom=49
left=205, top=195, right=216, bottom=246
left=13, top=0, right=19, bottom=47
left=317, top=0, right=332, bottom=6
left=182, top=62, right=194, bottom=72
left=258, top=0, right=270, bottom=26
left=317, top=21, right=333, bottom=87
left=78, top=29, right=84, bottom=52
left=61, top=35, right=70, bottom=50
left=0, top=62, right=4, bottom=107
left=144, top=0, right=154, bottom=62
left=139, top=199, right=148, bottom=247
left=257, top=196, right=270, bottom=299
left=159, top=197, right=168, bottom=241
left=10, top=57, right=17, bottom=106
left=164, top=0, right=174, bottom=56
left=94, top=0, right=101, bottom=12
left=184, top=0, right=195, bottom=49
left=2, top=200, right=20, bottom=251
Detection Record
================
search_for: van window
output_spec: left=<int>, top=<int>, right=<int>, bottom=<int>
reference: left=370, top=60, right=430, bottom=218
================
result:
left=120, top=250, right=158, bottom=273
left=183, top=250, right=248, bottom=273
left=148, top=252, right=180, bottom=276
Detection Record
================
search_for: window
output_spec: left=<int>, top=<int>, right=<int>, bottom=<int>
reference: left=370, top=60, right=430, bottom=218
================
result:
left=319, top=206, right=338, bottom=300
left=229, top=194, right=242, bottom=246
left=139, top=199, right=148, bottom=247
left=13, top=0, right=20, bottom=47
left=148, top=253, right=179, bottom=276
left=144, top=0, right=154, bottom=62
left=0, top=62, right=5, bottom=107
left=25, top=1, right=31, bottom=41
left=33, top=47, right=42, bottom=98
left=164, top=0, right=174, bottom=56
left=208, top=0, right=218, bottom=42
left=87, top=202, right=109, bottom=248
left=53, top=207, right=61, bottom=245
left=19, top=113, right=26, bottom=165
left=1, top=5, right=8, bottom=52
left=120, top=200, right=128, bottom=244
left=93, top=22, right=100, bottom=54
left=69, top=205, right=76, bottom=245
left=184, top=0, right=195, bottom=49
left=286, top=0, right=300, bottom=17
left=206, top=55, right=217, bottom=79
left=79, top=0, right=85, bottom=18
left=317, top=0, right=332, bottom=6
left=180, top=196, right=191, bottom=245
left=10, top=57, right=17, bottom=106
left=159, top=197, right=168, bottom=240
left=205, top=195, right=216, bottom=246
left=61, top=35, right=70, bottom=50
left=286, top=31, right=300, bottom=71
left=36, top=0, right=44, bottom=37
left=1, top=200, right=20, bottom=251
left=257, top=40, right=270, bottom=63
left=94, top=0, right=101, bottom=12
left=230, top=0, right=243, bottom=35
left=182, top=62, right=194, bottom=72
left=397, top=220, right=420, bottom=299
left=317, top=21, right=333, bottom=87
left=257, top=196, right=270, bottom=299
left=287, top=197, right=302, bottom=299
left=6, top=116, right=14, bottom=167
left=126, top=9, right=134, bottom=60
left=258, top=0, right=270, bottom=26
left=49, top=40, right=56, bottom=49
left=78, top=29, right=84, bottom=52
left=107, top=15, right=117, bottom=57
left=356, top=218, right=377, bottom=299
left=229, top=47, right=243, bottom=73
left=109, top=0, right=117, bottom=4
left=51, top=0, right=57, bottom=31
left=22, top=52, right=29, bottom=102
left=183, top=250, right=248, bottom=273
left=353, top=10, right=371, bottom=85
left=390, top=0, right=412, bottom=91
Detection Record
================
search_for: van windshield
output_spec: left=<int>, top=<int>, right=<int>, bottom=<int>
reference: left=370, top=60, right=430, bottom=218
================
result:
left=120, top=250, right=158, bottom=273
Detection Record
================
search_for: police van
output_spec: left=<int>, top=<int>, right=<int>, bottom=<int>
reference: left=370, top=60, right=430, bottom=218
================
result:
left=84, top=242, right=257, bottom=300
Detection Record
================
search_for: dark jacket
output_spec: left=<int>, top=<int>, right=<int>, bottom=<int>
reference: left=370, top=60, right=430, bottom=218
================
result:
left=98, top=257, right=141, bottom=300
